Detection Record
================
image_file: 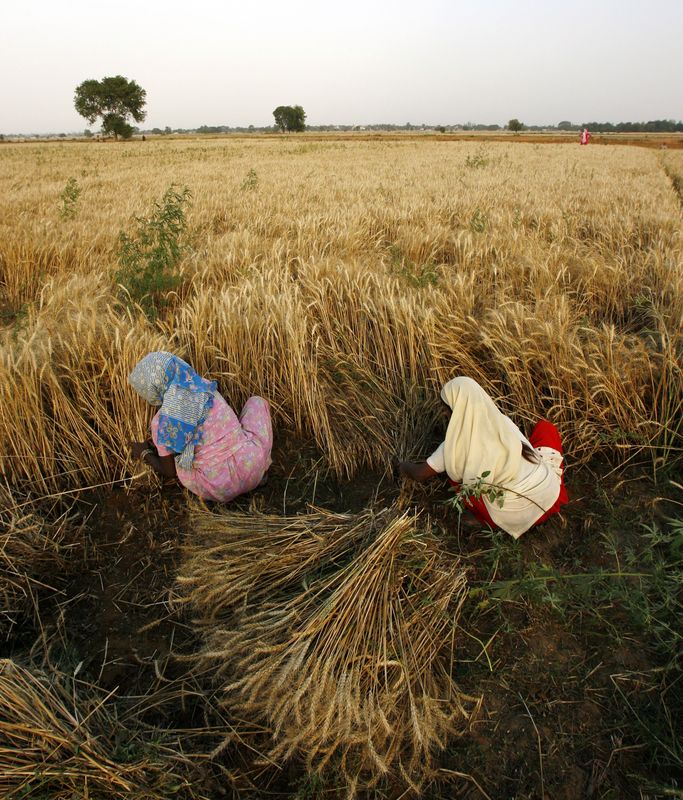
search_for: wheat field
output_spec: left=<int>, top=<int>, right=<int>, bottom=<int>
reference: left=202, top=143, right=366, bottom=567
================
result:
left=1, top=137, right=681, bottom=492
left=0, top=135, right=682, bottom=796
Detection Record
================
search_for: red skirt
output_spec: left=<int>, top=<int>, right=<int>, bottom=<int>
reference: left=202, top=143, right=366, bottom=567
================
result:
left=448, top=420, right=568, bottom=529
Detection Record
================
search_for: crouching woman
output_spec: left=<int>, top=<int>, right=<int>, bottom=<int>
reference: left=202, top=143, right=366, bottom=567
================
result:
left=128, top=351, right=272, bottom=502
left=398, top=377, right=568, bottom=538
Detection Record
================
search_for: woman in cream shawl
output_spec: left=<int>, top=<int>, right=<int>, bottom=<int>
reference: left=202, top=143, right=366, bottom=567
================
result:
left=398, top=377, right=567, bottom=537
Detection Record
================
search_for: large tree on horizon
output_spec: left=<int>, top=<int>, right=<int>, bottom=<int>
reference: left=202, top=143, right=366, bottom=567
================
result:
left=273, top=105, right=306, bottom=132
left=74, top=76, right=146, bottom=140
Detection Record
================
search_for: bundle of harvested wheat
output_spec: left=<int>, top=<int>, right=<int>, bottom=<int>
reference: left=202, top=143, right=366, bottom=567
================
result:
left=178, top=504, right=479, bottom=794
left=177, top=506, right=391, bottom=617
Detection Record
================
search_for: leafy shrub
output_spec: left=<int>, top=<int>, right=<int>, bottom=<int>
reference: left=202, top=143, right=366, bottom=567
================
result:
left=464, top=149, right=490, bottom=169
left=240, top=168, right=259, bottom=191
left=59, top=177, right=81, bottom=219
left=114, top=185, right=192, bottom=318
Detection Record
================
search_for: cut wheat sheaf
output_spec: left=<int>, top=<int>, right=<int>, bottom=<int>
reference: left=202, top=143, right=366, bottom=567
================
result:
left=177, top=503, right=480, bottom=791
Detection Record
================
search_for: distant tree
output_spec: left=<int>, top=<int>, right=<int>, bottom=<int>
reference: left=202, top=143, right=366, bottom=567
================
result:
left=557, top=120, right=573, bottom=130
left=83, top=129, right=93, bottom=138
left=508, top=118, right=524, bottom=133
left=273, top=105, right=306, bottom=132
left=74, top=76, right=146, bottom=140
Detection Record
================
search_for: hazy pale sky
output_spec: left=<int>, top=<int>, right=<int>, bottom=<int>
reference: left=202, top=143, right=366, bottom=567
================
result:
left=1, top=0, right=681, bottom=133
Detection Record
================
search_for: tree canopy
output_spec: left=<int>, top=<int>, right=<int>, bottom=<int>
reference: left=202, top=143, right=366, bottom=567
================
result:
left=507, top=118, right=524, bottom=132
left=273, top=105, right=306, bottom=133
left=74, top=76, right=146, bottom=140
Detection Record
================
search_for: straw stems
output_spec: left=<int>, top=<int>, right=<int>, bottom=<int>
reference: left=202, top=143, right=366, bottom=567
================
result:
left=0, top=486, right=73, bottom=639
left=179, top=504, right=480, bottom=793
left=0, top=660, right=188, bottom=799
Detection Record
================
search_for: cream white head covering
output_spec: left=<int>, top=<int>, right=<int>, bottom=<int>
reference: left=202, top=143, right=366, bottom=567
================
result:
left=440, top=377, right=521, bottom=487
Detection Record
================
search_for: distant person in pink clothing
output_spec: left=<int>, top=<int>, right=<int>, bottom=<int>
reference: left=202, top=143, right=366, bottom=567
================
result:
left=128, top=352, right=272, bottom=502
left=580, top=128, right=591, bottom=145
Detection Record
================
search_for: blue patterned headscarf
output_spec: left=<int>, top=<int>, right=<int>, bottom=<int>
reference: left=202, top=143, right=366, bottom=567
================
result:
left=128, top=352, right=216, bottom=470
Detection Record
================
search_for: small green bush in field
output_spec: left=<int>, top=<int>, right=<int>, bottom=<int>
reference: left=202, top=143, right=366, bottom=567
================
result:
left=59, top=177, right=81, bottom=218
left=240, top=168, right=259, bottom=191
left=464, top=149, right=490, bottom=169
left=115, top=185, right=192, bottom=318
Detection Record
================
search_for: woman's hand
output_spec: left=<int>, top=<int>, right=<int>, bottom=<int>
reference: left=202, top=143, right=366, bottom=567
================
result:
left=390, top=455, right=424, bottom=481
left=129, top=440, right=177, bottom=478
left=130, top=441, right=151, bottom=461
left=396, top=459, right=437, bottom=483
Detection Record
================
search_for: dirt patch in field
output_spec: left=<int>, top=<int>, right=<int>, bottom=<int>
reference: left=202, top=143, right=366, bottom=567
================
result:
left=58, top=489, right=189, bottom=691
left=3, top=437, right=681, bottom=799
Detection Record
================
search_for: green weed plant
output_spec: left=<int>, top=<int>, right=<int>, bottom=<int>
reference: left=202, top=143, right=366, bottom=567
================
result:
left=388, top=245, right=440, bottom=288
left=446, top=471, right=505, bottom=516
left=240, top=168, right=259, bottom=191
left=114, top=185, right=192, bottom=318
left=59, top=177, right=81, bottom=219
left=465, top=148, right=490, bottom=169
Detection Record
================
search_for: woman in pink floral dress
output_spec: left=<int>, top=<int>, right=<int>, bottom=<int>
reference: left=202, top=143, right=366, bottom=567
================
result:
left=128, top=352, right=272, bottom=502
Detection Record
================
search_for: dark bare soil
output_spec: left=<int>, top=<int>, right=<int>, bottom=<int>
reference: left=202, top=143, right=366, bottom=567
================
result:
left=4, top=433, right=681, bottom=800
